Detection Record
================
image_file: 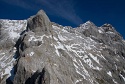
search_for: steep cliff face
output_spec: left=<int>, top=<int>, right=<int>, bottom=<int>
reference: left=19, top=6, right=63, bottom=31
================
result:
left=0, top=10, right=125, bottom=84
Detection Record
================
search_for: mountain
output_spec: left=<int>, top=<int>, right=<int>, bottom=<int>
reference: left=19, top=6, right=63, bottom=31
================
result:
left=0, top=10, right=125, bottom=84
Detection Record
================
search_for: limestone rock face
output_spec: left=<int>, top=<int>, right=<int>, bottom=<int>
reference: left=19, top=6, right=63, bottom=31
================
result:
left=0, top=10, right=125, bottom=84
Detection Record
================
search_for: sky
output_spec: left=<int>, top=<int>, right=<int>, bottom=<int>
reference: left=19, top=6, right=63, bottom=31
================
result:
left=0, top=0, right=125, bottom=38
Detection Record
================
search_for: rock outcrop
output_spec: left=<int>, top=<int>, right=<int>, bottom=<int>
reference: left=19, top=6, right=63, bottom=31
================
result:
left=0, top=10, right=125, bottom=84
left=27, top=10, right=52, bottom=34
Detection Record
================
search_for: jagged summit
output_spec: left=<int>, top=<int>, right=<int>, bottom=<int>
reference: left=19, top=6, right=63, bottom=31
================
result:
left=36, top=10, right=46, bottom=15
left=85, top=20, right=94, bottom=24
left=0, top=10, right=125, bottom=84
left=101, top=23, right=115, bottom=31
left=27, top=9, right=52, bottom=34
left=79, top=20, right=96, bottom=28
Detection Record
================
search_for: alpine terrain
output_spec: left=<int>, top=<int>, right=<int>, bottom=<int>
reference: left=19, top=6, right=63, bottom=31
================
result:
left=0, top=10, right=125, bottom=84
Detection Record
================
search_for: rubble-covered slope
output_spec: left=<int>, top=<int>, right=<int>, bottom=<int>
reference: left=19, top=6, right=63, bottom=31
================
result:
left=0, top=10, right=125, bottom=84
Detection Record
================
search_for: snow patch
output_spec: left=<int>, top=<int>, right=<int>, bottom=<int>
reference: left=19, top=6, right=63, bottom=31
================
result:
left=120, top=74, right=125, bottom=82
left=107, top=71, right=112, bottom=77
left=89, top=53, right=100, bottom=64
left=1, top=62, right=6, bottom=68
left=113, top=79, right=118, bottom=84
left=54, top=42, right=65, bottom=56
left=2, top=20, right=27, bottom=40
left=1, top=64, right=13, bottom=79
left=32, top=70, right=36, bottom=73
left=73, top=58, right=90, bottom=79
left=98, top=30, right=103, bottom=33
left=30, top=52, right=34, bottom=56
left=9, top=31, right=20, bottom=39
left=58, top=34, right=67, bottom=41
left=28, top=34, right=47, bottom=43
left=75, top=79, right=82, bottom=84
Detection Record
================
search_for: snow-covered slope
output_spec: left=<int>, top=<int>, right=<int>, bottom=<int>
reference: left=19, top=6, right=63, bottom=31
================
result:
left=0, top=10, right=125, bottom=84
left=0, top=20, right=27, bottom=40
left=0, top=20, right=27, bottom=83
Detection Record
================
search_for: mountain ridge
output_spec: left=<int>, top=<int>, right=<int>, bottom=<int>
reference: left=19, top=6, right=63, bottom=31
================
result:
left=0, top=10, right=125, bottom=84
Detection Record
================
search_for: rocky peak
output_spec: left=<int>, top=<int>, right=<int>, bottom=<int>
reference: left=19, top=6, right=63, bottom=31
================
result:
left=84, top=20, right=95, bottom=25
left=101, top=24, right=115, bottom=32
left=27, top=10, right=52, bottom=34
left=80, top=21, right=96, bottom=28
left=36, top=10, right=46, bottom=15
left=100, top=23, right=123, bottom=41
left=77, top=21, right=99, bottom=37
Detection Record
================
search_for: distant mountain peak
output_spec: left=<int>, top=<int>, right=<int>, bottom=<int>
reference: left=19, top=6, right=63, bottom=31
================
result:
left=85, top=20, right=93, bottom=24
left=102, top=23, right=113, bottom=27
left=79, top=20, right=96, bottom=28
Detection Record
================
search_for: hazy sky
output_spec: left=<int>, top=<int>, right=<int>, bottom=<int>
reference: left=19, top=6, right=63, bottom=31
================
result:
left=0, top=0, right=125, bottom=38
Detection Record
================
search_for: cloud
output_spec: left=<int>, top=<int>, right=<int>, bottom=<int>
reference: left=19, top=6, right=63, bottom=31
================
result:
left=2, top=0, right=30, bottom=9
left=1, top=0, right=40, bottom=10
left=2, top=0, right=83, bottom=25
left=37, top=0, right=83, bottom=25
